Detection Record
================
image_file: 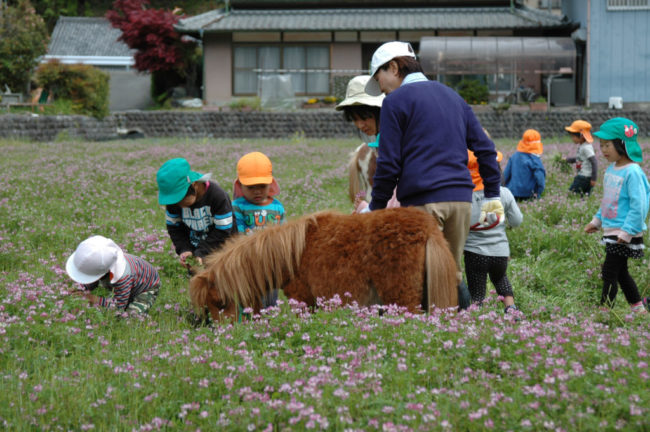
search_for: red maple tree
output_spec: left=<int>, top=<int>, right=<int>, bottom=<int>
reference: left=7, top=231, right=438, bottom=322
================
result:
left=106, top=0, right=194, bottom=74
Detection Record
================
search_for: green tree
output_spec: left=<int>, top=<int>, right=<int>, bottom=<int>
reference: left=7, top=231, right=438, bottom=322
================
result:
left=0, top=0, right=49, bottom=95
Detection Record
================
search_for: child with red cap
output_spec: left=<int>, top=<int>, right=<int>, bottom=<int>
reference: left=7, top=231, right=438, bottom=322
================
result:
left=66, top=235, right=160, bottom=314
left=464, top=150, right=523, bottom=317
left=504, top=129, right=546, bottom=201
left=564, top=120, right=598, bottom=195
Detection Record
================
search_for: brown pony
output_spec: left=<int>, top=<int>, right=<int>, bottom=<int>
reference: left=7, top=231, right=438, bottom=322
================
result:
left=348, top=142, right=377, bottom=203
left=190, top=207, right=458, bottom=322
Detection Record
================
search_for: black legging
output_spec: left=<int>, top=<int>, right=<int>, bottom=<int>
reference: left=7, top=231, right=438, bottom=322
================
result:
left=600, top=252, right=642, bottom=306
left=463, top=251, right=513, bottom=304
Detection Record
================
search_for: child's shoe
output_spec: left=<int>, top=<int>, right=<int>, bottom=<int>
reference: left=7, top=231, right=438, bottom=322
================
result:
left=631, top=301, right=647, bottom=315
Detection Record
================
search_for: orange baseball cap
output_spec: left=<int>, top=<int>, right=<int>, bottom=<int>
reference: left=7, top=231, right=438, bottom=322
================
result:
left=237, top=152, right=273, bottom=185
left=565, top=120, right=593, bottom=143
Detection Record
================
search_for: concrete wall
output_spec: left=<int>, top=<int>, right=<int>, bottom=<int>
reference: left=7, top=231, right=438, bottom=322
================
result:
left=2, top=109, right=649, bottom=142
left=107, top=70, right=153, bottom=111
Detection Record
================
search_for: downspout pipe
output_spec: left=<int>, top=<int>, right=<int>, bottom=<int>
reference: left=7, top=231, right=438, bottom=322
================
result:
left=586, top=0, right=591, bottom=107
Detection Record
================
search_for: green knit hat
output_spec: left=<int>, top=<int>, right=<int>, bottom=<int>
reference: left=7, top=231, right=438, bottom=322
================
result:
left=156, top=158, right=205, bottom=205
left=593, top=117, right=642, bottom=162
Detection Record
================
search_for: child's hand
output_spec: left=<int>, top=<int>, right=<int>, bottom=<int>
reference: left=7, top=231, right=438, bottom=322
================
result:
left=584, top=223, right=598, bottom=233
left=179, top=251, right=193, bottom=267
left=354, top=198, right=369, bottom=213
left=84, top=293, right=100, bottom=306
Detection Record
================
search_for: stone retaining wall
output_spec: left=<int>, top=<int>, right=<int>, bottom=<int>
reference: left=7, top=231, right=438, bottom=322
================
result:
left=1, top=110, right=648, bottom=142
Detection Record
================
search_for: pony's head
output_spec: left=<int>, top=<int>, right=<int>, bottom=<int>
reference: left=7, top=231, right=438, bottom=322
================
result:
left=189, top=270, right=239, bottom=322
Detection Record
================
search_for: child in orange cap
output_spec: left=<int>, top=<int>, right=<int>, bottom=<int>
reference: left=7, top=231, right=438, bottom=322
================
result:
left=464, top=151, right=523, bottom=317
left=504, top=129, right=546, bottom=201
left=232, top=152, right=285, bottom=308
left=564, top=120, right=598, bottom=195
left=232, top=152, right=285, bottom=235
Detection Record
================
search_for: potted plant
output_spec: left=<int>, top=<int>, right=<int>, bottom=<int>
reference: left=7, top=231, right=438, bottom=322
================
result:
left=529, top=97, right=547, bottom=112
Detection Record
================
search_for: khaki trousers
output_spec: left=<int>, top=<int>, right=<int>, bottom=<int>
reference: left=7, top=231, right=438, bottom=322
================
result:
left=415, top=202, right=471, bottom=283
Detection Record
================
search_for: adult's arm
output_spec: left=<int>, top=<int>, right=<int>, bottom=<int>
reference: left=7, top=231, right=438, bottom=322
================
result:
left=464, top=105, right=501, bottom=199
left=195, top=188, right=235, bottom=258
left=369, top=99, right=402, bottom=210
left=165, top=205, right=193, bottom=255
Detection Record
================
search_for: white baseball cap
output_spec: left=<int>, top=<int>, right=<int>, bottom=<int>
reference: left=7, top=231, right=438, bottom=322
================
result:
left=66, top=235, right=127, bottom=284
left=365, top=41, right=416, bottom=96
left=335, top=75, right=384, bottom=110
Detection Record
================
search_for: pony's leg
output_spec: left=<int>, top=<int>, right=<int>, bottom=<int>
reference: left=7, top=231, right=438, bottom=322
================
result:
left=283, top=278, right=316, bottom=308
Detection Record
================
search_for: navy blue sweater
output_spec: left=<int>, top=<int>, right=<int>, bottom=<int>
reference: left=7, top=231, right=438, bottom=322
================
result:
left=369, top=80, right=501, bottom=210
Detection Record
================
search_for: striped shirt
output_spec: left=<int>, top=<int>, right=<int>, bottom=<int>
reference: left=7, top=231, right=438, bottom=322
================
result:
left=97, top=254, right=160, bottom=310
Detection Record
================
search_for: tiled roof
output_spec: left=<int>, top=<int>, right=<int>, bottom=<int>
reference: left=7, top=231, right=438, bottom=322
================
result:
left=177, top=6, right=572, bottom=34
left=48, top=17, right=134, bottom=57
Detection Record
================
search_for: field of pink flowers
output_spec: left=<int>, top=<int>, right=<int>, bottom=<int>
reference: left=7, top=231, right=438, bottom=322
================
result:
left=0, top=135, right=648, bottom=431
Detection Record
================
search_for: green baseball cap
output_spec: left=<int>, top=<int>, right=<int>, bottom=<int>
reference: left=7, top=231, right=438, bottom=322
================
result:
left=156, top=158, right=205, bottom=205
left=593, top=117, right=642, bottom=162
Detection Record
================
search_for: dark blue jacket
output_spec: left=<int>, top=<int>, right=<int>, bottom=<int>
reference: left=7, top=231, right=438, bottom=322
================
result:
left=369, top=80, right=501, bottom=210
left=503, top=152, right=546, bottom=199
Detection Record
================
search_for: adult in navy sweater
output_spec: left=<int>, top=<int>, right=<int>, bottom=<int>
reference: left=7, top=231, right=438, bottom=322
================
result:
left=364, top=42, right=502, bottom=303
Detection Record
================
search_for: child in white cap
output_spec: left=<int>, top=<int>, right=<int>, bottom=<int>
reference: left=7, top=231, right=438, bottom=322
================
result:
left=66, top=235, right=160, bottom=314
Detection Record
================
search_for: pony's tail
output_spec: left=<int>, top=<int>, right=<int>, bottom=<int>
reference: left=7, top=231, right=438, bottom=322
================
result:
left=348, top=151, right=361, bottom=203
left=425, top=236, right=458, bottom=311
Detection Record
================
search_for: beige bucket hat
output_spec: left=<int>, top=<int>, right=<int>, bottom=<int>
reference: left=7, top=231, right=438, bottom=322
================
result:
left=335, top=75, right=384, bottom=110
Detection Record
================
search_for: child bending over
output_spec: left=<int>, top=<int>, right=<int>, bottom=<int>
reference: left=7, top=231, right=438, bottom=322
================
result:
left=156, top=158, right=237, bottom=268
left=66, top=235, right=160, bottom=314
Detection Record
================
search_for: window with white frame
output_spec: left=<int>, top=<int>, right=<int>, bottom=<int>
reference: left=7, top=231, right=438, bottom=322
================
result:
left=233, top=45, right=330, bottom=96
left=607, top=0, right=649, bottom=10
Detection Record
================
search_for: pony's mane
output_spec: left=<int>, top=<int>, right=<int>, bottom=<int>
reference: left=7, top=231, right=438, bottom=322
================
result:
left=199, top=212, right=326, bottom=307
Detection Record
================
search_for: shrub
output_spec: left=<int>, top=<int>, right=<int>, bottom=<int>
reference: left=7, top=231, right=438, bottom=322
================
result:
left=0, top=0, right=49, bottom=95
left=455, top=79, right=489, bottom=105
left=228, top=97, right=261, bottom=111
left=35, top=60, right=110, bottom=118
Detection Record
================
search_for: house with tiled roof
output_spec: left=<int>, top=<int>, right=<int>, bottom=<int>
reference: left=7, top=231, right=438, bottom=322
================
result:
left=176, top=0, right=578, bottom=107
left=43, top=17, right=152, bottom=111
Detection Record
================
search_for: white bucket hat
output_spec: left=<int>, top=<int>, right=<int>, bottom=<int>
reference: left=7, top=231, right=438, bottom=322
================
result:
left=66, top=235, right=127, bottom=284
left=365, top=41, right=416, bottom=96
left=335, top=75, right=384, bottom=110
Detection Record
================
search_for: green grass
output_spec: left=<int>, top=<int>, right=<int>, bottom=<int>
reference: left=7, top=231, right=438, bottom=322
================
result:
left=0, top=135, right=648, bottom=430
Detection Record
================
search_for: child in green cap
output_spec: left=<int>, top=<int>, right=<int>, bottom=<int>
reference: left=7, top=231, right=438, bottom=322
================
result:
left=584, top=117, right=650, bottom=313
left=156, top=158, right=238, bottom=268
